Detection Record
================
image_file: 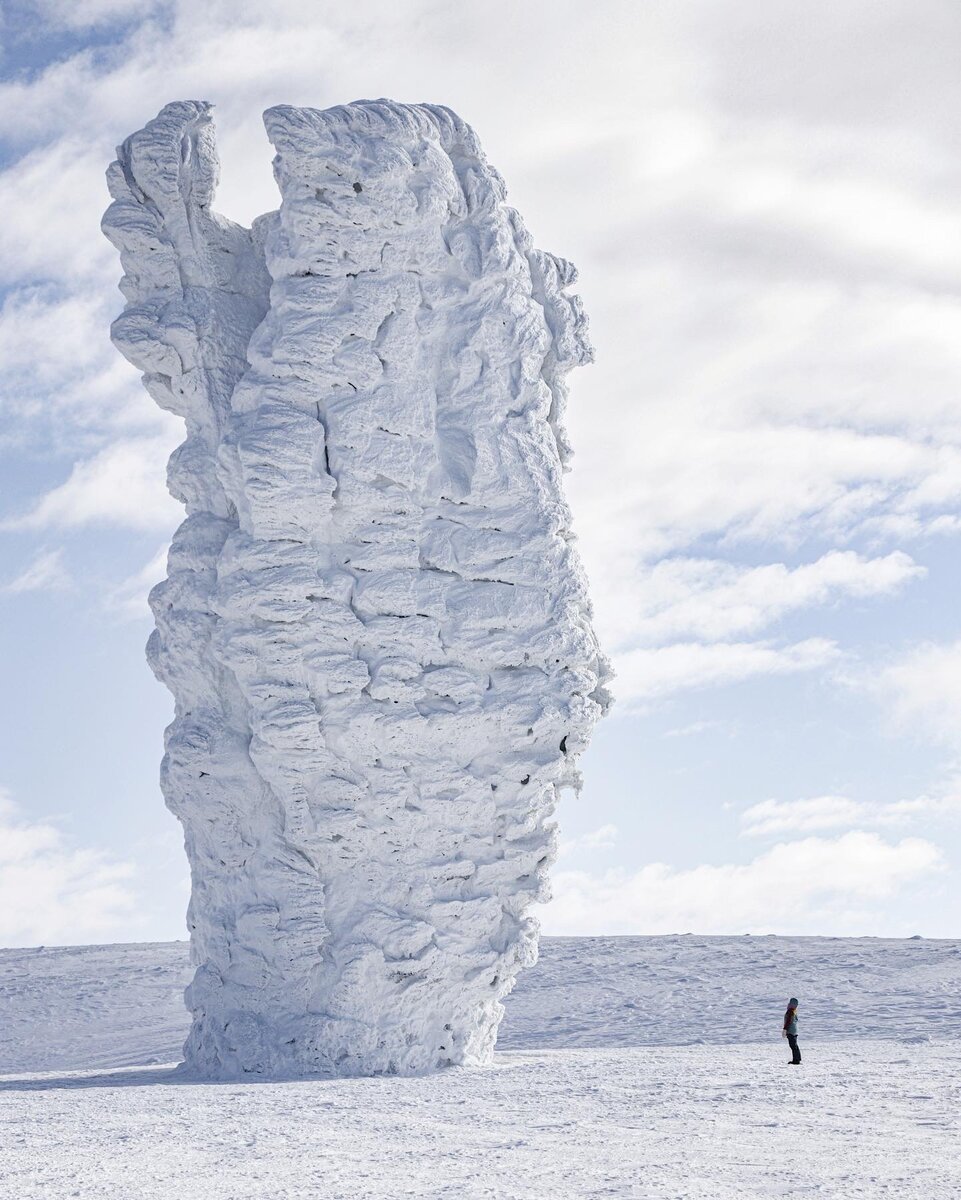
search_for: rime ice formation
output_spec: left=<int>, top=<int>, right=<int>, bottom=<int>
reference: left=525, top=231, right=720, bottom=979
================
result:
left=103, top=99, right=611, bottom=1078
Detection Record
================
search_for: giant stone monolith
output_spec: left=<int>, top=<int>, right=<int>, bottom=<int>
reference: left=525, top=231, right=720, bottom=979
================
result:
left=103, top=99, right=610, bottom=1077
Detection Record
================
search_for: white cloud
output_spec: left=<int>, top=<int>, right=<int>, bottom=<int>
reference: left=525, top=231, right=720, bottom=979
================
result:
left=107, top=544, right=167, bottom=618
left=741, top=796, right=869, bottom=837
left=881, top=789, right=961, bottom=823
left=742, top=787, right=961, bottom=838
left=558, top=823, right=619, bottom=857
left=614, top=636, right=839, bottom=705
left=717, top=160, right=961, bottom=284
left=662, top=719, right=728, bottom=739
left=2, top=547, right=72, bottom=594
left=541, top=831, right=944, bottom=936
left=0, top=139, right=117, bottom=285
left=27, top=0, right=161, bottom=30
left=0, top=285, right=165, bottom=447
left=575, top=420, right=947, bottom=649
left=0, top=789, right=138, bottom=947
left=4, top=436, right=181, bottom=532
left=877, top=639, right=961, bottom=750
left=624, top=550, right=922, bottom=646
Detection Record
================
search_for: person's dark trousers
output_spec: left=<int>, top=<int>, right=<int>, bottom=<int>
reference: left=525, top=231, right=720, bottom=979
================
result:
left=787, top=1034, right=801, bottom=1064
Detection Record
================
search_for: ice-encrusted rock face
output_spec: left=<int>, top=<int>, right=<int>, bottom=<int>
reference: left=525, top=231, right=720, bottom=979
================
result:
left=103, top=99, right=611, bottom=1078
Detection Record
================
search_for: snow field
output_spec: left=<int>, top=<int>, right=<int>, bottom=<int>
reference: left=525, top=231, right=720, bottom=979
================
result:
left=0, top=1042, right=958, bottom=1199
left=1, top=935, right=958, bottom=1197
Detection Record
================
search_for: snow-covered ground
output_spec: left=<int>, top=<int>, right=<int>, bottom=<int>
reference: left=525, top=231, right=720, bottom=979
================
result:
left=1, top=936, right=959, bottom=1197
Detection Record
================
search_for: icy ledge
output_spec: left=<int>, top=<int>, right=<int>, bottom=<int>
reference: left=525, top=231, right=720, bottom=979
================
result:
left=103, top=99, right=611, bottom=1078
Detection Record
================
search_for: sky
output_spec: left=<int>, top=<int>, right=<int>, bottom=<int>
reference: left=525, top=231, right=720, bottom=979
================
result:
left=1, top=0, right=960, bottom=946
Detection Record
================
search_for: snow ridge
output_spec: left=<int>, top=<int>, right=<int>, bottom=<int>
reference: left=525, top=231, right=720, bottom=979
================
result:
left=103, top=99, right=609, bottom=1078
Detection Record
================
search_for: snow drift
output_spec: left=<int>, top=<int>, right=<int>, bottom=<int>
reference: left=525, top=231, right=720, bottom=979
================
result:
left=103, top=99, right=610, bottom=1078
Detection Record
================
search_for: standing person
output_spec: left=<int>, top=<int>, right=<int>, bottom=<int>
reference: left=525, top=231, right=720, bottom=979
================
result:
left=783, top=997, right=801, bottom=1065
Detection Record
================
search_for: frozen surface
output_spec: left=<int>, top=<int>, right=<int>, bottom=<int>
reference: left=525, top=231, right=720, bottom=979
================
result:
left=102, top=100, right=608, bottom=1078
left=1, top=935, right=958, bottom=1198
left=3, top=1043, right=959, bottom=1200
left=2, top=935, right=959, bottom=1074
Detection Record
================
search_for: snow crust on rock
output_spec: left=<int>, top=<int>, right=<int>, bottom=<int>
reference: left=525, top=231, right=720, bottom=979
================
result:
left=103, top=99, right=610, bottom=1078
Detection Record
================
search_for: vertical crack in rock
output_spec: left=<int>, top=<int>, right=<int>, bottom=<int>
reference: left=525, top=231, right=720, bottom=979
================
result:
left=104, top=99, right=612, bottom=1079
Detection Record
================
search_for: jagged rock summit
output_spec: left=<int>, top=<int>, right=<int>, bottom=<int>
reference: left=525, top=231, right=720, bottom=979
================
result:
left=103, top=99, right=610, bottom=1078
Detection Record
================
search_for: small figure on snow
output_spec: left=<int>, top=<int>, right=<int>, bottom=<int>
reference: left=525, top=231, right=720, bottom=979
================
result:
left=782, top=997, right=801, bottom=1065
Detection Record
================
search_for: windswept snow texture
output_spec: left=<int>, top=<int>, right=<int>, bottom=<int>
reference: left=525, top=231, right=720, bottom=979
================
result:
left=102, top=100, right=609, bottom=1078
left=1, top=937, right=959, bottom=1199
left=2, top=936, right=959, bottom=1075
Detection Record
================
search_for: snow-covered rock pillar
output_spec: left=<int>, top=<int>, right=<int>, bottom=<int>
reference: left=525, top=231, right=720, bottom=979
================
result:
left=104, top=99, right=610, bottom=1078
